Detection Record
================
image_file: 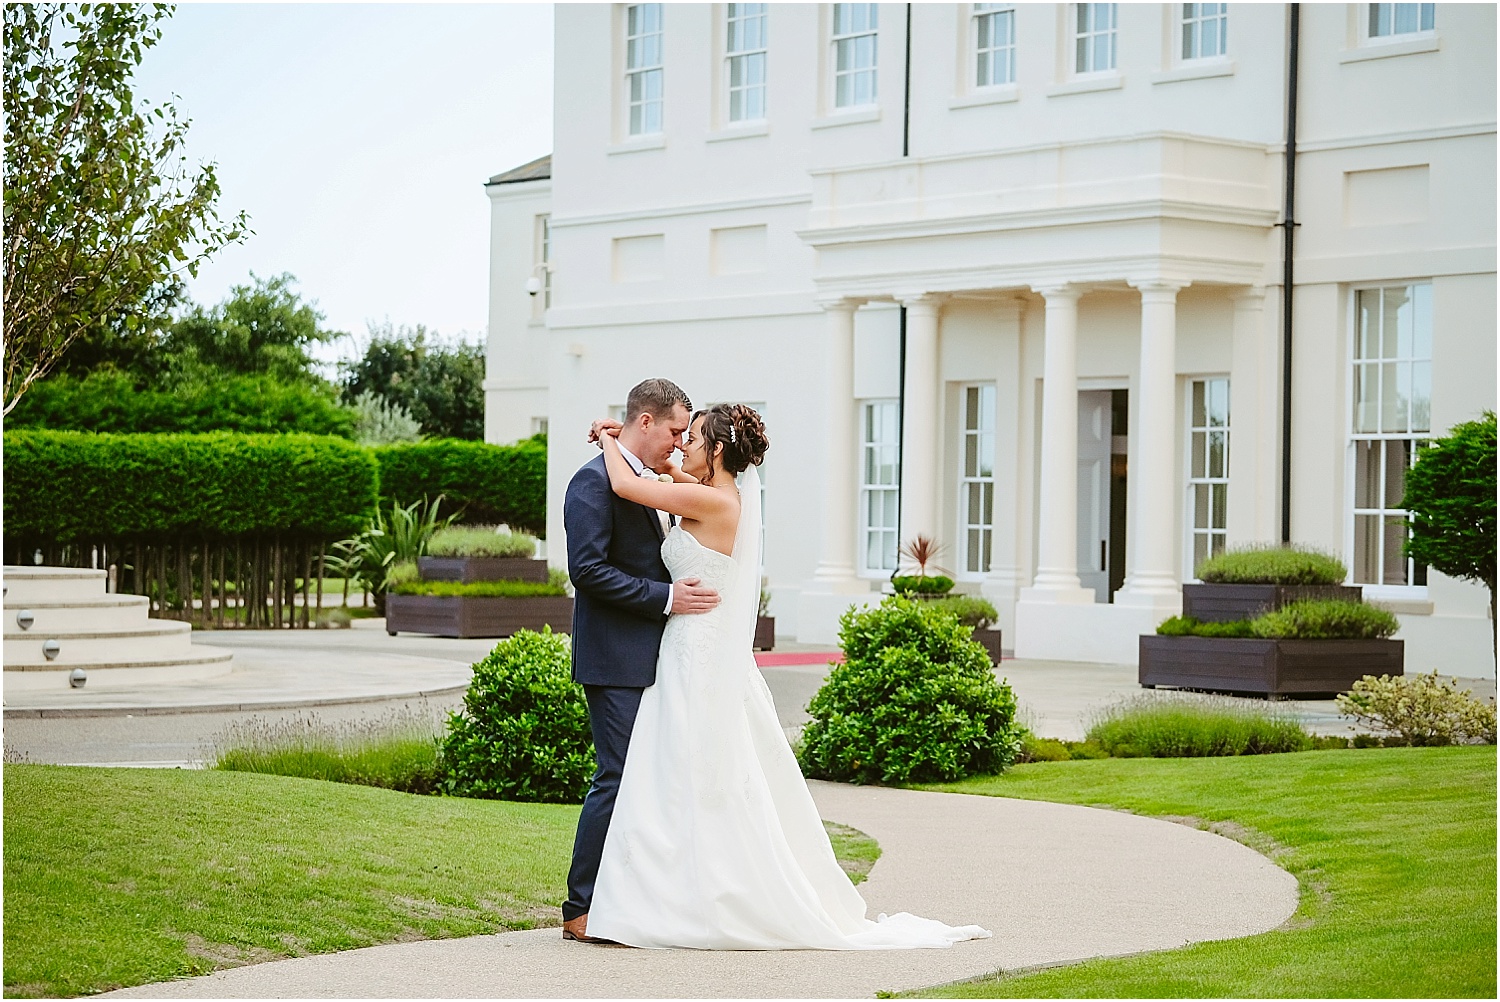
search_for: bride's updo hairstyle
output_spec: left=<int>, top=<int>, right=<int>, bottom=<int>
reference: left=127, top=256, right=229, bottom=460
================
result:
left=694, top=403, right=769, bottom=482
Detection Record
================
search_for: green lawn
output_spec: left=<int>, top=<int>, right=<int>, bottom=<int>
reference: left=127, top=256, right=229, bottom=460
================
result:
left=2, top=765, right=879, bottom=998
left=909, top=746, right=1496, bottom=999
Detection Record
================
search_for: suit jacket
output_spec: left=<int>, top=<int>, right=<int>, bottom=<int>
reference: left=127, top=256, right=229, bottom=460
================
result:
left=563, top=453, right=672, bottom=688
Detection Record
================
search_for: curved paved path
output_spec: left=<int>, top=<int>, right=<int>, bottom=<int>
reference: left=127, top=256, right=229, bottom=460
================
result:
left=105, top=782, right=1298, bottom=999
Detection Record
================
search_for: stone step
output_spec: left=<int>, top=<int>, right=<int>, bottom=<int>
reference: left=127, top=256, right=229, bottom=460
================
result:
left=3, top=623, right=198, bottom=667
left=3, top=566, right=108, bottom=603
left=2, top=594, right=152, bottom=632
left=3, top=647, right=235, bottom=692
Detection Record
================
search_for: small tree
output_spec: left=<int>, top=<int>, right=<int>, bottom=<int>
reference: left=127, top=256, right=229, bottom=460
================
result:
left=1403, top=411, right=1497, bottom=654
left=3, top=4, right=249, bottom=413
left=340, top=322, right=486, bottom=440
left=163, top=272, right=344, bottom=385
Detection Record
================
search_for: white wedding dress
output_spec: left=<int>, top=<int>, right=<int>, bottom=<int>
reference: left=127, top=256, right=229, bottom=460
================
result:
left=587, top=468, right=992, bottom=950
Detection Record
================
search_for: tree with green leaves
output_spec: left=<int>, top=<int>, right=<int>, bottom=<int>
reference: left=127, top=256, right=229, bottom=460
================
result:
left=3, top=4, right=249, bottom=413
left=340, top=322, right=485, bottom=440
left=163, top=272, right=344, bottom=385
left=1403, top=411, right=1497, bottom=654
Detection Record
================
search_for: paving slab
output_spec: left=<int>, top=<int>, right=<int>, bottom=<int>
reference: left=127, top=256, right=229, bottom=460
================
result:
left=101, top=781, right=1299, bottom=999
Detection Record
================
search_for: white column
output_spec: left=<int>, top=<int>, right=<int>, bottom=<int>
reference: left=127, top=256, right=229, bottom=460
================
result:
left=983, top=297, right=1025, bottom=626
left=810, top=299, right=861, bottom=586
left=1227, top=286, right=1275, bottom=545
left=1116, top=279, right=1187, bottom=608
left=898, top=295, right=942, bottom=547
left=1019, top=283, right=1092, bottom=602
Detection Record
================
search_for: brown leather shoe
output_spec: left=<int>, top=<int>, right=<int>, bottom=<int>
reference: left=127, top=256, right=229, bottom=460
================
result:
left=561, top=914, right=616, bottom=944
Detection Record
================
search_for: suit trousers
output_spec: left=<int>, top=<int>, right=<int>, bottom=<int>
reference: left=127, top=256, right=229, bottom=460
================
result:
left=564, top=683, right=646, bottom=921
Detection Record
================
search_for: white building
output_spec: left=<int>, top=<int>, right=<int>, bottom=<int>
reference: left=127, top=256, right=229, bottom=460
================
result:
left=486, top=3, right=1496, bottom=675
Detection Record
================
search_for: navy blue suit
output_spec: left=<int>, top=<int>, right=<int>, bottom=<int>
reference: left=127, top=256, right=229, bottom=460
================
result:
left=562, top=453, right=672, bottom=921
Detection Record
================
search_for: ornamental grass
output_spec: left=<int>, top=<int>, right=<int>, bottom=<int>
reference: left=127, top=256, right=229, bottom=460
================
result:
left=1084, top=694, right=1313, bottom=758
left=1195, top=544, right=1348, bottom=586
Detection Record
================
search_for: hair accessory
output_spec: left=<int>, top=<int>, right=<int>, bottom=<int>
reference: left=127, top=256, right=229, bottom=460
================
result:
left=729, top=424, right=737, bottom=444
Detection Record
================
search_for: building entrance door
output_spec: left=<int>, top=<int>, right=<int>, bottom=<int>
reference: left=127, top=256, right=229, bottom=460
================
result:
left=1077, top=390, right=1129, bottom=602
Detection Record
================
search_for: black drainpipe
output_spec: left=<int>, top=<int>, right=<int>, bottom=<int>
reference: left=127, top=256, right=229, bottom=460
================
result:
left=1279, top=3, right=1301, bottom=544
left=895, top=4, right=913, bottom=549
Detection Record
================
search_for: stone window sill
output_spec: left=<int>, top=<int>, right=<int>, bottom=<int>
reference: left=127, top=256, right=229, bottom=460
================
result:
left=949, top=85, right=1019, bottom=110
left=1341, top=35, right=1440, bottom=63
left=707, top=122, right=770, bottom=143
left=1046, top=73, right=1124, bottom=98
left=1152, top=58, right=1235, bottom=86
left=607, top=134, right=667, bottom=156
left=811, top=107, right=881, bottom=130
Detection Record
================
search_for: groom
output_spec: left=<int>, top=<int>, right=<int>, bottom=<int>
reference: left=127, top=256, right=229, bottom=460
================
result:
left=560, top=377, right=720, bottom=942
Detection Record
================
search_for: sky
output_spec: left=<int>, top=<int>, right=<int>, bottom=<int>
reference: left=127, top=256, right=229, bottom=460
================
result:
left=130, top=2, right=555, bottom=365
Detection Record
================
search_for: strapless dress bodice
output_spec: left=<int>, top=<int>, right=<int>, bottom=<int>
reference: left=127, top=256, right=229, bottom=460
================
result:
left=661, top=525, right=736, bottom=593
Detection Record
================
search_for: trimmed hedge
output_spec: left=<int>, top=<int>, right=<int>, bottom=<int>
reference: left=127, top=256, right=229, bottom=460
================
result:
left=373, top=437, right=546, bottom=534
left=4, top=371, right=357, bottom=438
left=3, top=430, right=378, bottom=540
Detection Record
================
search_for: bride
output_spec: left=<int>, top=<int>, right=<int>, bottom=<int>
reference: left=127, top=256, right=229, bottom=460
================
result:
left=587, top=402, right=991, bottom=951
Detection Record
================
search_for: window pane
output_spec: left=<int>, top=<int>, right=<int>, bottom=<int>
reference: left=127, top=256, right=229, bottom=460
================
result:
left=1354, top=513, right=1379, bottom=583
left=1194, top=483, right=1209, bottom=528
left=1194, top=532, right=1208, bottom=573
left=1382, top=515, right=1408, bottom=585
left=1354, top=440, right=1379, bottom=508
left=1192, top=380, right=1206, bottom=427
left=1383, top=439, right=1407, bottom=509
left=1411, top=360, right=1431, bottom=433
left=1412, top=283, right=1433, bottom=359
left=1380, top=361, right=1401, bottom=432
left=1381, top=286, right=1408, bottom=357
left=1357, top=289, right=1379, bottom=360
left=1353, top=363, right=1380, bottom=433
left=1192, top=431, right=1206, bottom=478
left=1208, top=378, right=1228, bottom=427
left=1208, top=430, right=1227, bottom=479
left=1211, top=482, right=1227, bottom=530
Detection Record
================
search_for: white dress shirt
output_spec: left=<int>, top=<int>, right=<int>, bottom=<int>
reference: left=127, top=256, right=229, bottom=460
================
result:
left=615, top=441, right=675, bottom=615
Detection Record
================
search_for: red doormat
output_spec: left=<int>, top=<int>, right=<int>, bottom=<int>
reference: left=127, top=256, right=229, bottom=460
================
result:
left=754, top=651, right=845, bottom=668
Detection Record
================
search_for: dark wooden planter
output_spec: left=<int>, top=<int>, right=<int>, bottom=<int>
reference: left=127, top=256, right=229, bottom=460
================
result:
left=417, top=556, right=549, bottom=584
left=386, top=594, right=573, bottom=639
left=1182, top=583, right=1364, bottom=623
left=754, top=616, right=775, bottom=651
left=972, top=628, right=1004, bottom=664
left=1139, top=634, right=1403, bottom=697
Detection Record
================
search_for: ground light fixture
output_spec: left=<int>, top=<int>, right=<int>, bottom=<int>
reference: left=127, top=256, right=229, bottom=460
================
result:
left=69, top=668, right=87, bottom=688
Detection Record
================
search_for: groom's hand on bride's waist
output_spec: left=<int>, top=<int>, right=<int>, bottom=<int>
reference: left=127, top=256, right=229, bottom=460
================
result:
left=671, top=577, right=720, bottom=615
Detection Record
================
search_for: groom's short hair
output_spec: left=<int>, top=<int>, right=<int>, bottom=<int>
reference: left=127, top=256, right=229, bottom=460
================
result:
left=625, top=378, right=693, bottom=423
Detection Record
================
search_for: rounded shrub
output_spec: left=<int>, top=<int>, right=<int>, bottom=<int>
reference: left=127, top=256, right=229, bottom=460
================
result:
left=798, top=596, right=1021, bottom=785
left=1336, top=671, right=1497, bottom=746
left=439, top=628, right=594, bottom=803
left=1196, top=544, right=1347, bottom=585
